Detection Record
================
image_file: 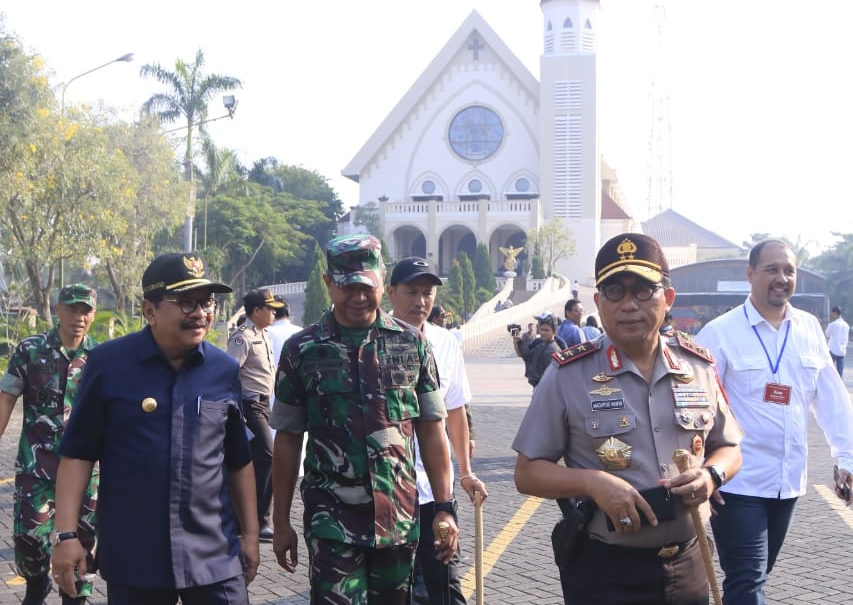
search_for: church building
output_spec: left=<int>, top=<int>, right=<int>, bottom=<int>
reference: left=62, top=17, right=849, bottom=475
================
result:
left=339, top=0, right=636, bottom=284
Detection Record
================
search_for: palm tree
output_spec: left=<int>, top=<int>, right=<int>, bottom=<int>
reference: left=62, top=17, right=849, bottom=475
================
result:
left=139, top=49, right=242, bottom=251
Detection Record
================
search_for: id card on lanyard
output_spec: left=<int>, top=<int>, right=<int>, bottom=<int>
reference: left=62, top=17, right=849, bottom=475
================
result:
left=745, top=306, right=792, bottom=405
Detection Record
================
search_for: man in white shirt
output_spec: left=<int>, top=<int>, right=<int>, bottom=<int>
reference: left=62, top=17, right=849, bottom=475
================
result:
left=387, top=257, right=488, bottom=605
left=825, top=305, right=849, bottom=376
left=696, top=239, right=853, bottom=605
left=266, top=295, right=301, bottom=367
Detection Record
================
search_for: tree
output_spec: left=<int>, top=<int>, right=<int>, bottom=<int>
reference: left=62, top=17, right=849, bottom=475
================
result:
left=527, top=217, right=575, bottom=277
left=302, top=241, right=331, bottom=325
left=457, top=251, right=476, bottom=317
left=443, top=262, right=464, bottom=320
left=0, top=22, right=57, bottom=320
left=140, top=49, right=242, bottom=252
left=530, top=242, right=546, bottom=279
left=473, top=242, right=497, bottom=293
left=353, top=201, right=382, bottom=238
left=96, top=117, right=187, bottom=313
left=810, top=233, right=853, bottom=315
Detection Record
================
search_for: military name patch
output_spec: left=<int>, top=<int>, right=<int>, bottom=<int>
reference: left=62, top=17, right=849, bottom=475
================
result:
left=591, top=398, right=626, bottom=411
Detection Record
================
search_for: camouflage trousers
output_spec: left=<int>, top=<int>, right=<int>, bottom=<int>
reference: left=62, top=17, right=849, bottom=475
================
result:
left=307, top=538, right=416, bottom=605
left=13, top=474, right=98, bottom=597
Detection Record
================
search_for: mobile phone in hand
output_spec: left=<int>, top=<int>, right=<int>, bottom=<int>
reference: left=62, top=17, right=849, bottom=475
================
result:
left=833, top=465, right=850, bottom=501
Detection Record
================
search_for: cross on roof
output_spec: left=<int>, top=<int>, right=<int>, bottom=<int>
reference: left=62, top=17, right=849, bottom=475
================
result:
left=468, top=38, right=484, bottom=60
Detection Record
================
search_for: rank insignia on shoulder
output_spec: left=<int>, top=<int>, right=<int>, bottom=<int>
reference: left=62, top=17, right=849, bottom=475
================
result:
left=552, top=341, right=598, bottom=366
left=676, top=333, right=714, bottom=364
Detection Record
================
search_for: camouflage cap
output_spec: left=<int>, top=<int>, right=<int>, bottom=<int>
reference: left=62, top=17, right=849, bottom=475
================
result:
left=595, top=233, right=670, bottom=287
left=142, top=252, right=233, bottom=300
left=58, top=284, right=97, bottom=309
left=326, top=234, right=385, bottom=288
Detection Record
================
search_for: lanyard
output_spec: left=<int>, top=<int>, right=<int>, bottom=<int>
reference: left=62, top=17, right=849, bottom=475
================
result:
left=743, top=304, right=790, bottom=375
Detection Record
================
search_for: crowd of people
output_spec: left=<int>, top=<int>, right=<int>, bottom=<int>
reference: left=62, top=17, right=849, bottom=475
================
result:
left=0, top=231, right=849, bottom=605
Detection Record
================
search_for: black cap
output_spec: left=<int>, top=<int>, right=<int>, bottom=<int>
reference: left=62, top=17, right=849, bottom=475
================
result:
left=244, top=288, right=285, bottom=310
left=428, top=304, right=450, bottom=321
left=595, top=233, right=670, bottom=287
left=390, top=257, right=442, bottom=286
left=142, top=253, right=232, bottom=300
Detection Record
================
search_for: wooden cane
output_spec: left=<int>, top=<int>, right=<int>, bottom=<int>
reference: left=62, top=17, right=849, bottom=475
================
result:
left=437, top=521, right=451, bottom=605
left=673, top=449, right=722, bottom=605
left=474, top=489, right=484, bottom=605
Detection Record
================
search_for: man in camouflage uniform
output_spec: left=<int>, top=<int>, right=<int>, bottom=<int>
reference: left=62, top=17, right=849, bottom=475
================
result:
left=270, top=234, right=458, bottom=605
left=0, top=284, right=100, bottom=605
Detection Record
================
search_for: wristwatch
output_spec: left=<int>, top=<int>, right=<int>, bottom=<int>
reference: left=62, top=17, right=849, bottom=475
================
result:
left=52, top=531, right=78, bottom=546
left=706, top=465, right=726, bottom=489
left=433, top=499, right=456, bottom=514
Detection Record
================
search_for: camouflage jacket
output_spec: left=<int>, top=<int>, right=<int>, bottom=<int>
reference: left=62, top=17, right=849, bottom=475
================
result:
left=273, top=308, right=445, bottom=547
left=0, top=327, right=99, bottom=479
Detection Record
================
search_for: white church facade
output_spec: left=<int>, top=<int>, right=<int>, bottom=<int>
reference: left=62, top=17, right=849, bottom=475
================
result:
left=339, top=0, right=637, bottom=285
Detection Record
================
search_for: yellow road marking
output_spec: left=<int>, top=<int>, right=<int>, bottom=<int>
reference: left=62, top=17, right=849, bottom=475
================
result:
left=0, top=477, right=13, bottom=485
left=460, top=496, right=543, bottom=600
left=814, top=484, right=853, bottom=530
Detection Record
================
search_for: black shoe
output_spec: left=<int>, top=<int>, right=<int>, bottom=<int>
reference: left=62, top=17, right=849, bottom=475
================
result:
left=259, top=526, right=274, bottom=542
left=61, top=596, right=88, bottom=605
left=21, top=574, right=52, bottom=605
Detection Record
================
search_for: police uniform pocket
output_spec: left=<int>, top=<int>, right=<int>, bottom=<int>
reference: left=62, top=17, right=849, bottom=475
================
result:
left=584, top=411, right=636, bottom=438
left=674, top=409, right=715, bottom=432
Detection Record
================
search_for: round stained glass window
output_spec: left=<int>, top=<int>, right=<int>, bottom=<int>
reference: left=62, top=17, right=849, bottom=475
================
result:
left=515, top=177, right=530, bottom=192
left=421, top=180, right=436, bottom=195
left=448, top=106, right=504, bottom=162
left=467, top=179, right=483, bottom=193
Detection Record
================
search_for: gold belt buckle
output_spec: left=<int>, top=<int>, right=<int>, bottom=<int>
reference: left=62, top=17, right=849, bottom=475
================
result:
left=657, top=544, right=679, bottom=559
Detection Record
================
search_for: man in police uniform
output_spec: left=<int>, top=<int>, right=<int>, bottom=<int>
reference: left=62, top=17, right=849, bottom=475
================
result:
left=227, top=288, right=283, bottom=542
left=270, top=234, right=458, bottom=605
left=0, top=284, right=99, bottom=605
left=513, top=233, right=744, bottom=605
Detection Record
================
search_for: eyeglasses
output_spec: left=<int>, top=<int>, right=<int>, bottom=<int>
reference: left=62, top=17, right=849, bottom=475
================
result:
left=599, top=282, right=663, bottom=302
left=162, top=297, right=217, bottom=315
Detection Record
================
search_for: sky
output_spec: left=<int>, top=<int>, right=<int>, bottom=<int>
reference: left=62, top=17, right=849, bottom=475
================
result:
left=4, top=1, right=852, bottom=254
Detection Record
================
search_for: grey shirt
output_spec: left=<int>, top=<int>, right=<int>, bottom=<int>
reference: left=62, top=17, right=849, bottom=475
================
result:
left=513, top=334, right=743, bottom=548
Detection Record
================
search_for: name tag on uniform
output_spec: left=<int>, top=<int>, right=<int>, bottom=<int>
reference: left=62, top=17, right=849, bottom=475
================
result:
left=591, top=399, right=625, bottom=411
left=764, top=383, right=791, bottom=405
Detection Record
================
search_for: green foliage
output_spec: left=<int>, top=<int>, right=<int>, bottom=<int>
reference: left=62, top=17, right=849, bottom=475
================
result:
left=444, top=263, right=464, bottom=320
left=810, top=233, right=853, bottom=317
left=457, top=251, right=476, bottom=317
left=353, top=201, right=382, bottom=238
left=527, top=218, right=575, bottom=277
left=473, top=243, right=497, bottom=293
left=302, top=241, right=331, bottom=325
left=530, top=242, right=546, bottom=279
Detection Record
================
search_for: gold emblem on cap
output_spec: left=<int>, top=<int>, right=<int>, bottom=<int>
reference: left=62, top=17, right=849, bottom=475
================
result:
left=589, top=385, right=621, bottom=397
left=141, top=397, right=158, bottom=413
left=596, top=437, right=632, bottom=470
left=616, top=238, right=638, bottom=260
left=183, top=255, right=205, bottom=278
left=591, top=372, right=614, bottom=383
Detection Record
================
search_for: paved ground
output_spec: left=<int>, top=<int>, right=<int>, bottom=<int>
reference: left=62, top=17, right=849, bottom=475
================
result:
left=0, top=353, right=852, bottom=603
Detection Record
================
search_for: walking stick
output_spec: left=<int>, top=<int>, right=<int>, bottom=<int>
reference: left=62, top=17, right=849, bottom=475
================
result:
left=474, top=489, right=484, bottom=605
left=673, top=449, right=723, bottom=605
left=438, top=521, right=451, bottom=605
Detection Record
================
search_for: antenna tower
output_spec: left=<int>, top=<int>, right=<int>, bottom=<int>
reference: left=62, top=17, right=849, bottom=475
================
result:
left=646, top=4, right=674, bottom=217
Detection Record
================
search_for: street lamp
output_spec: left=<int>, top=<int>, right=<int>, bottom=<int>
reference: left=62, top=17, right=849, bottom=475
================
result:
left=57, top=52, right=134, bottom=286
left=60, top=53, right=135, bottom=116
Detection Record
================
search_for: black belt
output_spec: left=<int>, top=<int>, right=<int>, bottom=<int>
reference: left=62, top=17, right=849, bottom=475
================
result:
left=586, top=536, right=697, bottom=560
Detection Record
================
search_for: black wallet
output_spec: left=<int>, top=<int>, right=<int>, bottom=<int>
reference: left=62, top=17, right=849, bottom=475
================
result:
left=606, top=485, right=676, bottom=531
